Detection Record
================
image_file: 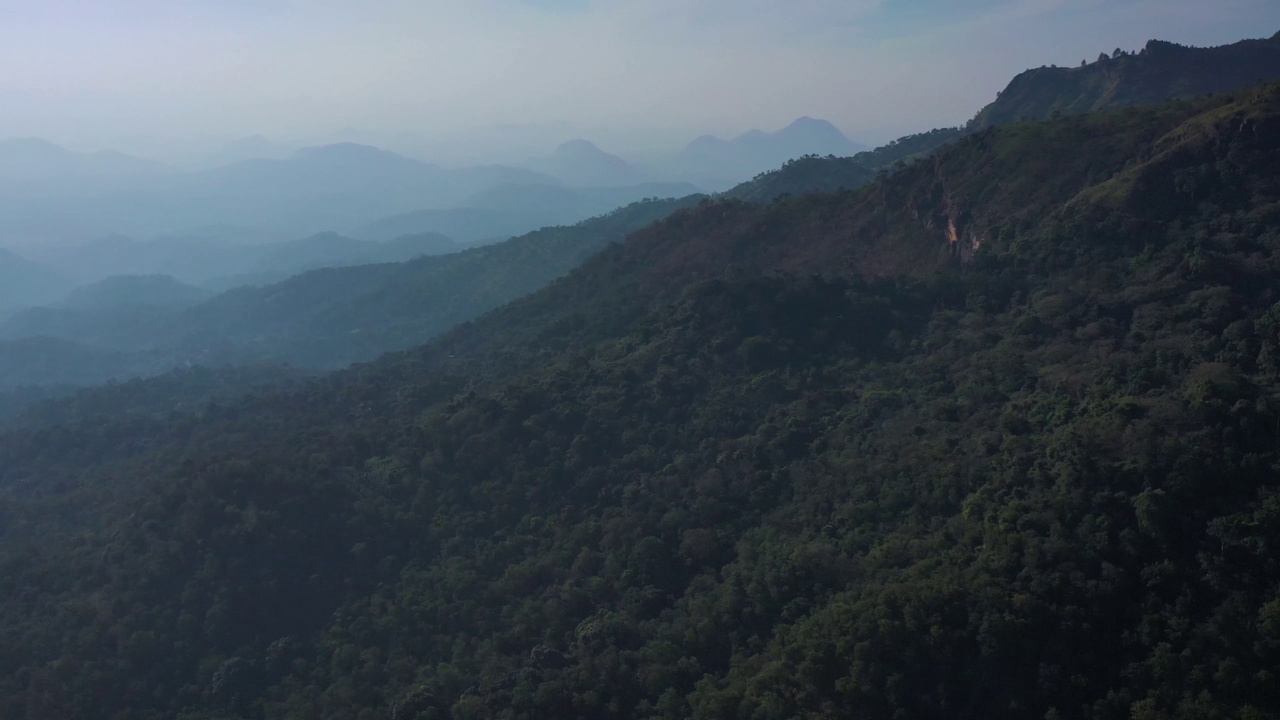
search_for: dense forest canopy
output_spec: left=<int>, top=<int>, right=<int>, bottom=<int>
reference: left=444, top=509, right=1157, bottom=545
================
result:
left=969, top=32, right=1280, bottom=128
left=2, top=74, right=1280, bottom=720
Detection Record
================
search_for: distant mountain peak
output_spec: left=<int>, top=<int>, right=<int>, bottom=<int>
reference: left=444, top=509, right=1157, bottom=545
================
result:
left=548, top=139, right=623, bottom=165
left=773, top=117, right=851, bottom=143
left=527, top=139, right=642, bottom=186
left=554, top=138, right=604, bottom=154
left=674, top=118, right=866, bottom=184
left=784, top=116, right=831, bottom=129
left=685, top=134, right=730, bottom=151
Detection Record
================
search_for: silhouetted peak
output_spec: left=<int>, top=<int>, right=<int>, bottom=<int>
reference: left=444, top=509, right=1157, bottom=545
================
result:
left=552, top=139, right=605, bottom=157
left=683, top=134, right=731, bottom=153
left=774, top=116, right=849, bottom=141
left=783, top=116, right=834, bottom=131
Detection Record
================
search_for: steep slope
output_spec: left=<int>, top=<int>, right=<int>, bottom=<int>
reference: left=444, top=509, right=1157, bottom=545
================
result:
left=721, top=155, right=877, bottom=203
left=971, top=32, right=1280, bottom=128
left=755, top=33, right=1280, bottom=204
left=2, top=86, right=1280, bottom=720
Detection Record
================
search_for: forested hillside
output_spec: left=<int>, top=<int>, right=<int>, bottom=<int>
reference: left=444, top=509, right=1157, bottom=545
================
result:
left=2, top=83, right=1279, bottom=720
left=743, top=32, right=1280, bottom=203
left=0, top=196, right=702, bottom=398
left=970, top=32, right=1280, bottom=128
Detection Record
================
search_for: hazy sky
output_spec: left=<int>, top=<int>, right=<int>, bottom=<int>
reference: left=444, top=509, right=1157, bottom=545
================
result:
left=1, top=0, right=1278, bottom=160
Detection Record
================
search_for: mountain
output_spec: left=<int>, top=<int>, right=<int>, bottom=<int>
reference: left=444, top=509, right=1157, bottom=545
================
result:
left=354, top=207, right=555, bottom=245
left=0, top=137, right=168, bottom=180
left=354, top=181, right=700, bottom=245
left=3, top=85, right=1280, bottom=720
left=456, top=181, right=703, bottom=222
left=667, top=117, right=867, bottom=188
left=721, top=155, right=877, bottom=203
left=724, top=32, right=1280, bottom=208
left=0, top=248, right=70, bottom=316
left=247, top=231, right=460, bottom=276
left=159, top=145, right=557, bottom=239
left=743, top=116, right=866, bottom=160
left=153, top=144, right=556, bottom=235
left=970, top=32, right=1280, bottom=128
left=374, top=232, right=459, bottom=261
left=0, top=143, right=561, bottom=242
left=0, top=197, right=703, bottom=391
left=0, top=362, right=306, bottom=425
left=526, top=139, right=646, bottom=186
left=62, top=274, right=211, bottom=310
left=16, top=227, right=462, bottom=290
left=0, top=335, right=132, bottom=390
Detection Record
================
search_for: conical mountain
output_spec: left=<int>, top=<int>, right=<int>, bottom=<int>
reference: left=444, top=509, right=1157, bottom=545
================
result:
left=526, top=138, right=646, bottom=186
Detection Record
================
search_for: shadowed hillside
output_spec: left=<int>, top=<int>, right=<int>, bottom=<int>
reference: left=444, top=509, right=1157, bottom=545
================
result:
left=717, top=32, right=1280, bottom=216
left=0, top=196, right=704, bottom=399
left=971, top=32, right=1280, bottom=128
left=2, top=84, right=1280, bottom=720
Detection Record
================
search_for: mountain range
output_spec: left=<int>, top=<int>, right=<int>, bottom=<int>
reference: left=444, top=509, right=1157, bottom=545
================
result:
left=3, top=72, right=1280, bottom=720
left=0, top=137, right=169, bottom=180
left=5, top=228, right=464, bottom=291
left=656, top=116, right=868, bottom=189
left=0, top=197, right=703, bottom=398
left=737, top=30, right=1280, bottom=198
left=5, top=32, right=1280, bottom=398
left=0, top=138, right=710, bottom=255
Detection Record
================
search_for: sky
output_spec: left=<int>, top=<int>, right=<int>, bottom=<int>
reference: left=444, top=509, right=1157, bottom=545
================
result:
left=0, top=0, right=1277, bottom=162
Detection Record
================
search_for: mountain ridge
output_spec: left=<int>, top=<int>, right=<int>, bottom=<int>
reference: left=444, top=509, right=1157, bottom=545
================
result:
left=970, top=32, right=1280, bottom=128
left=3, top=85, right=1280, bottom=720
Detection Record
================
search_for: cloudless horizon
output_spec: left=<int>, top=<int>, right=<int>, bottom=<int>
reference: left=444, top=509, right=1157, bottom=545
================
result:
left=1, top=0, right=1278, bottom=164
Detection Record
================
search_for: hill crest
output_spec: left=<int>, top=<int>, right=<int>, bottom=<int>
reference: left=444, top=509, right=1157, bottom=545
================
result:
left=970, top=31, right=1280, bottom=128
